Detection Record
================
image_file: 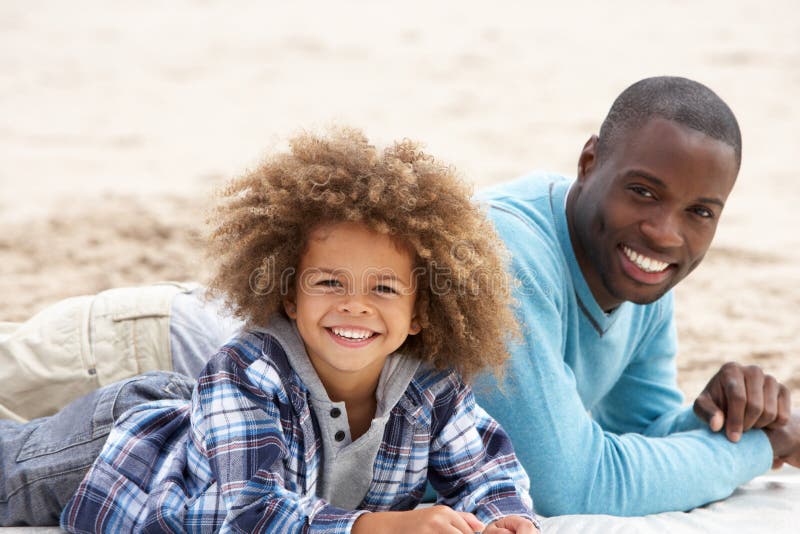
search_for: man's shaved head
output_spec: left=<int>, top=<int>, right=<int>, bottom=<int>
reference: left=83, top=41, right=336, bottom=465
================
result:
left=597, top=76, right=742, bottom=170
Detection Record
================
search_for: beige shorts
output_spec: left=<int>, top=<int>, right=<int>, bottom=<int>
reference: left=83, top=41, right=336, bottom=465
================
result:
left=0, top=282, right=197, bottom=422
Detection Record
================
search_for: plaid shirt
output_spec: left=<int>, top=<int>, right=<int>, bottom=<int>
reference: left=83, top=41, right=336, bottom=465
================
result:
left=62, top=331, right=536, bottom=533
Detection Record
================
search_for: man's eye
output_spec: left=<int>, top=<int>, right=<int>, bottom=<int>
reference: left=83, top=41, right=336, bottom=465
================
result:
left=690, top=206, right=714, bottom=219
left=374, top=285, right=397, bottom=295
left=316, top=279, right=342, bottom=287
left=630, top=185, right=654, bottom=198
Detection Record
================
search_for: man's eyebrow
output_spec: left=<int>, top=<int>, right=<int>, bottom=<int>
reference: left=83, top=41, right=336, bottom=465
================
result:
left=624, top=169, right=667, bottom=189
left=624, top=170, right=725, bottom=208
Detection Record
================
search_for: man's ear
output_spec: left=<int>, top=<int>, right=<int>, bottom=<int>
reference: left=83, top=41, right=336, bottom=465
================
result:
left=283, top=297, right=297, bottom=319
left=577, top=134, right=599, bottom=183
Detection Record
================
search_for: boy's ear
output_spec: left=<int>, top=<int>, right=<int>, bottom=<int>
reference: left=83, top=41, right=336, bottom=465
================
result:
left=577, top=134, right=599, bottom=183
left=408, top=317, right=421, bottom=336
left=283, top=297, right=297, bottom=319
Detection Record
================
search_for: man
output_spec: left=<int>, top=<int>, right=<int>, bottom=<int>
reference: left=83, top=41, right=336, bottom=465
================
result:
left=2, top=76, right=798, bottom=518
left=473, top=76, right=800, bottom=516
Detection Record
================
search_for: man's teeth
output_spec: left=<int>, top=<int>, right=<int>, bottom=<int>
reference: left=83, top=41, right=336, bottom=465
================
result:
left=331, top=327, right=373, bottom=340
left=622, top=245, right=670, bottom=273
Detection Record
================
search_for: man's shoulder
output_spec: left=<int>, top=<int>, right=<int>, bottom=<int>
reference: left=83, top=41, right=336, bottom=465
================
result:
left=477, top=171, right=568, bottom=243
left=477, top=170, right=569, bottom=203
left=477, top=173, right=572, bottom=291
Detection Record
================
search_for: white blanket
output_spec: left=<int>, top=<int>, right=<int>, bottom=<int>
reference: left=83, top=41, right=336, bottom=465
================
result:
left=541, top=466, right=800, bottom=533
left=3, top=466, right=798, bottom=533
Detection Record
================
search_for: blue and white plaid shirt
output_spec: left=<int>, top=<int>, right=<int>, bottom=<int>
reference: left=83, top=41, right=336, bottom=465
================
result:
left=62, top=331, right=536, bottom=533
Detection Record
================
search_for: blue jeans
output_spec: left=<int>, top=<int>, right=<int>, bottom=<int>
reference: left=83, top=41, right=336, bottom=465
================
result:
left=0, top=371, right=194, bottom=526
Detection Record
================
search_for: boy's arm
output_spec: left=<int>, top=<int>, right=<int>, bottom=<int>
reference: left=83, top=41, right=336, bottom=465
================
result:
left=191, top=339, right=368, bottom=533
left=426, top=376, right=539, bottom=530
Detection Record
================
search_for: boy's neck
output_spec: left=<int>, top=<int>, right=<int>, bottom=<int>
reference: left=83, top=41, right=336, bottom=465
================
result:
left=319, top=370, right=381, bottom=441
left=321, top=373, right=378, bottom=407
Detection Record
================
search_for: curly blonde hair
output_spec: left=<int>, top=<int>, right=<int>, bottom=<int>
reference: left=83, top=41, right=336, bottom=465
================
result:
left=207, top=127, right=517, bottom=380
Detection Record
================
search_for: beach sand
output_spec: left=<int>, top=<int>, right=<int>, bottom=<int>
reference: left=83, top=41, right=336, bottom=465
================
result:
left=1, top=0, right=798, bottom=402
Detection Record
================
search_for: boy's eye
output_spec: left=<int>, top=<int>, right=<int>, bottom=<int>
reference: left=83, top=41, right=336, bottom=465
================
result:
left=374, top=285, right=397, bottom=295
left=316, top=279, right=342, bottom=288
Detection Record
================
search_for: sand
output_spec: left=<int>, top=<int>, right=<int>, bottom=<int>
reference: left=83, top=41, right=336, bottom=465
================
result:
left=1, top=0, right=798, bottom=402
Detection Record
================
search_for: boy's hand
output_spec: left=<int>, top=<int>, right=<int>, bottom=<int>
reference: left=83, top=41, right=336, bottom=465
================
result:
left=484, top=515, right=539, bottom=534
left=351, top=505, right=484, bottom=534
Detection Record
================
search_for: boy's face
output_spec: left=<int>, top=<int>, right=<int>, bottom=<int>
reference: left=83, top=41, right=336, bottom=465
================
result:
left=568, top=117, right=739, bottom=311
left=284, top=221, right=419, bottom=395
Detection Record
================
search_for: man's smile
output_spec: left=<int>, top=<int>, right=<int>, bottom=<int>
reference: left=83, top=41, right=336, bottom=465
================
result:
left=618, top=244, right=675, bottom=285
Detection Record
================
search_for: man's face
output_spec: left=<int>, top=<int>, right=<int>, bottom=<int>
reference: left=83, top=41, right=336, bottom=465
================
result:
left=567, top=117, right=739, bottom=311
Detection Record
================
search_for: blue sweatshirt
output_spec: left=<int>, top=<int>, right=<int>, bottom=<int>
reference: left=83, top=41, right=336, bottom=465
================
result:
left=473, top=172, right=772, bottom=516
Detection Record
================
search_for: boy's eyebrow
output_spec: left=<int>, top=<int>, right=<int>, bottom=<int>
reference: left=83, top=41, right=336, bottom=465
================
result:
left=624, top=169, right=725, bottom=208
left=312, top=267, right=411, bottom=286
left=372, top=272, right=411, bottom=286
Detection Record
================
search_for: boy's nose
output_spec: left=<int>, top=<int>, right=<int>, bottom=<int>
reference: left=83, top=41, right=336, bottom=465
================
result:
left=338, top=296, right=372, bottom=315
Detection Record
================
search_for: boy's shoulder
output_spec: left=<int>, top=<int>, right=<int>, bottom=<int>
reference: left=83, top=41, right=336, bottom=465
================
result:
left=200, top=330, right=300, bottom=401
left=400, top=364, right=468, bottom=430
left=407, top=364, right=463, bottom=398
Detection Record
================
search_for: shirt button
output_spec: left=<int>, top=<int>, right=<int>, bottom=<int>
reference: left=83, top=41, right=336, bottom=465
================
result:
left=330, top=407, right=341, bottom=418
left=334, top=430, right=346, bottom=442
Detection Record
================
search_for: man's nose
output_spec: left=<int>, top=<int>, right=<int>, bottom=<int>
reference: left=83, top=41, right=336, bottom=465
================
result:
left=640, top=210, right=684, bottom=249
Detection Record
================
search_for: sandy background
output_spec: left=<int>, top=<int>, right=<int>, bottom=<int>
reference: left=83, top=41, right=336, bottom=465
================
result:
left=1, top=0, right=798, bottom=402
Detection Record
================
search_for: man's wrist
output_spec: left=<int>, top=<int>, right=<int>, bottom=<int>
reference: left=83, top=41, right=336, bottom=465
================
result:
left=764, top=425, right=787, bottom=458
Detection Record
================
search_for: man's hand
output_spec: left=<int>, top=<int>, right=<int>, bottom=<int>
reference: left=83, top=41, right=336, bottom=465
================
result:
left=764, top=413, right=800, bottom=469
left=484, top=515, right=539, bottom=534
left=351, top=505, right=484, bottom=534
left=693, top=362, right=791, bottom=442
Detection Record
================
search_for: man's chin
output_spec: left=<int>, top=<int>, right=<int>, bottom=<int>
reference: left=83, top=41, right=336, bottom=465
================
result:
left=608, top=279, right=674, bottom=306
left=620, top=287, right=672, bottom=306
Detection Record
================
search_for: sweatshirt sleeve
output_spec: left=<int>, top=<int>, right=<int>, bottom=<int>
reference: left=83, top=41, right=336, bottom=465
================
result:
left=427, top=377, right=537, bottom=528
left=591, top=293, right=697, bottom=437
left=474, top=206, right=773, bottom=517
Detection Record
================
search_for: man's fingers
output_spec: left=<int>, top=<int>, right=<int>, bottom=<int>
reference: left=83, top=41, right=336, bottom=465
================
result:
left=741, top=367, right=765, bottom=431
left=773, top=384, right=792, bottom=427
left=722, top=367, right=747, bottom=442
left=755, top=375, right=780, bottom=428
left=694, top=393, right=724, bottom=431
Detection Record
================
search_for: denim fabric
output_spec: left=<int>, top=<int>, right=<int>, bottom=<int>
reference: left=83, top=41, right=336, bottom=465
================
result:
left=0, top=371, right=193, bottom=527
left=168, top=288, right=243, bottom=379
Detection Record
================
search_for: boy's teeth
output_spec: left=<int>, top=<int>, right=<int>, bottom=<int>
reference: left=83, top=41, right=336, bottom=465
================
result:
left=622, top=245, right=669, bottom=273
left=332, top=327, right=372, bottom=340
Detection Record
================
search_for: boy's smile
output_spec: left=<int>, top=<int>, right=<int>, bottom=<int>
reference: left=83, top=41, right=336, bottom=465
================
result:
left=284, top=222, right=419, bottom=400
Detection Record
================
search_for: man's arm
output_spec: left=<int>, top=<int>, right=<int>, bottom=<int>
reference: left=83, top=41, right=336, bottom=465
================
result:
left=591, top=295, right=699, bottom=438
left=474, top=208, right=773, bottom=516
